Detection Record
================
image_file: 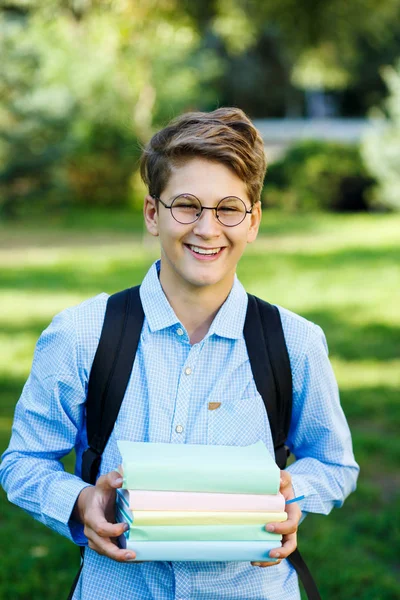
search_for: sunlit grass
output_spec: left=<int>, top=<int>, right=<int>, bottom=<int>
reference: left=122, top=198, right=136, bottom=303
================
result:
left=331, top=358, right=400, bottom=389
left=0, top=210, right=399, bottom=600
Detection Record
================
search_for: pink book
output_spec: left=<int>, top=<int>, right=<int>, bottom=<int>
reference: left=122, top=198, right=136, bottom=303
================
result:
left=118, top=489, right=285, bottom=512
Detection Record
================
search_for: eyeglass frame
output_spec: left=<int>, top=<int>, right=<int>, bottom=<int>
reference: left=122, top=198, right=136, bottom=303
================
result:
left=152, top=193, right=253, bottom=227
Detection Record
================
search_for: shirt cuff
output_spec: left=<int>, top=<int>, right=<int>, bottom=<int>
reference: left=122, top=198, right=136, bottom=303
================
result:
left=42, top=475, right=92, bottom=545
left=289, top=471, right=312, bottom=501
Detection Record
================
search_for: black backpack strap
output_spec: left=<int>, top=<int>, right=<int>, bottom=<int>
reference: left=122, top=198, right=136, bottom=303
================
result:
left=66, top=548, right=84, bottom=600
left=81, top=285, right=144, bottom=485
left=243, top=294, right=292, bottom=469
left=288, top=549, right=322, bottom=600
left=244, top=294, right=321, bottom=600
left=69, top=287, right=144, bottom=599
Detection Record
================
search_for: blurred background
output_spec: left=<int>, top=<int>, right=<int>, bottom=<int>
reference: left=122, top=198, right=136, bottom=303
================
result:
left=0, top=1, right=399, bottom=599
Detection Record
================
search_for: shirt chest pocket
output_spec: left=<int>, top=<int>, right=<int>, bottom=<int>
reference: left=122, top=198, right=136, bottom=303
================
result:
left=206, top=393, right=271, bottom=447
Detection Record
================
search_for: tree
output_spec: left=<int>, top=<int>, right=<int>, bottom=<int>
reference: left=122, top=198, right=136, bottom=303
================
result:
left=0, top=0, right=222, bottom=215
left=214, top=0, right=400, bottom=86
left=0, top=6, right=73, bottom=217
left=189, top=0, right=400, bottom=115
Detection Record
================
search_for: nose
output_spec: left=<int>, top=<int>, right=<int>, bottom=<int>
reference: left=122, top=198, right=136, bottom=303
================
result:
left=192, top=207, right=221, bottom=238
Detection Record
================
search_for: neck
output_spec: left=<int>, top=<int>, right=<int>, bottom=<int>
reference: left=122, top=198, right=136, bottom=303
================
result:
left=159, top=272, right=234, bottom=345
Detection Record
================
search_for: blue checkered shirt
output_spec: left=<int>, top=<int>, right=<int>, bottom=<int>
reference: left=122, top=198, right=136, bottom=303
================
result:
left=0, top=260, right=359, bottom=600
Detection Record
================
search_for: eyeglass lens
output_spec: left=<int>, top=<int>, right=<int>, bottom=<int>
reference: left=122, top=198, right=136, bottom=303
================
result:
left=171, top=194, right=247, bottom=226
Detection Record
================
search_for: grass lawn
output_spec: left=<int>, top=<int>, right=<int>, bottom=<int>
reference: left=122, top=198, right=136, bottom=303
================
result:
left=0, top=210, right=399, bottom=599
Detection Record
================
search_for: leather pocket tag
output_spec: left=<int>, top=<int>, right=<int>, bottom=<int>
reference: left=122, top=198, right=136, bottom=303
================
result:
left=208, top=402, right=221, bottom=411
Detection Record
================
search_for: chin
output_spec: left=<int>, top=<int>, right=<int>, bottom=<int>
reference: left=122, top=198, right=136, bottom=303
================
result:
left=188, top=277, right=218, bottom=288
left=191, top=273, right=230, bottom=289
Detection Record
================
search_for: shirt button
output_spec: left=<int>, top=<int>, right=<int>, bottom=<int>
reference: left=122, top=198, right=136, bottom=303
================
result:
left=177, top=327, right=184, bottom=336
left=175, top=425, right=184, bottom=433
left=184, top=367, right=192, bottom=375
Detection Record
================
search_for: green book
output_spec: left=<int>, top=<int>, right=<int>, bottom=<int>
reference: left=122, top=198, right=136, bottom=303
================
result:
left=126, top=525, right=282, bottom=542
left=118, top=440, right=280, bottom=495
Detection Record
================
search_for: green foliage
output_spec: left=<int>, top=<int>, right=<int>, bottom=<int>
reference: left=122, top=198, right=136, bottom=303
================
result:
left=2, top=0, right=400, bottom=217
left=221, top=0, right=400, bottom=91
left=204, top=0, right=400, bottom=116
left=361, top=61, right=400, bottom=211
left=263, top=141, right=374, bottom=212
left=67, top=123, right=141, bottom=208
left=0, top=212, right=399, bottom=599
left=0, top=1, right=222, bottom=216
left=0, top=9, right=72, bottom=217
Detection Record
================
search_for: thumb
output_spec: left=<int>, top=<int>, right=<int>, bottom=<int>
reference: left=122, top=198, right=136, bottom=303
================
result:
left=279, top=470, right=292, bottom=491
left=97, top=470, right=124, bottom=490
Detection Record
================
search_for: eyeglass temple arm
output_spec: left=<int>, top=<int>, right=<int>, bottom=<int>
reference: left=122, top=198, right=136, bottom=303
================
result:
left=152, top=196, right=173, bottom=209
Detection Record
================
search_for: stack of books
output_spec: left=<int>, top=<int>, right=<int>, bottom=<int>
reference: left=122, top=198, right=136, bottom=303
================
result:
left=116, top=440, right=286, bottom=562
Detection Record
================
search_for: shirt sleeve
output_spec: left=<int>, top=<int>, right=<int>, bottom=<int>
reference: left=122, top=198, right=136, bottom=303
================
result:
left=0, top=307, right=91, bottom=545
left=285, top=322, right=359, bottom=516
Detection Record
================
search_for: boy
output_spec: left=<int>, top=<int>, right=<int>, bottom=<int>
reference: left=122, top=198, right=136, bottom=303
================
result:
left=0, top=108, right=359, bottom=599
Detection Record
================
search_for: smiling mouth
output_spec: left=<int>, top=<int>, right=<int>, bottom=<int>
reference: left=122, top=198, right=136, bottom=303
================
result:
left=186, top=244, right=224, bottom=256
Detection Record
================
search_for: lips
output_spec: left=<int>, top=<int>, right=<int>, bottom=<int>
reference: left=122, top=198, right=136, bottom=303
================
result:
left=185, top=244, right=225, bottom=259
left=188, top=245, right=222, bottom=255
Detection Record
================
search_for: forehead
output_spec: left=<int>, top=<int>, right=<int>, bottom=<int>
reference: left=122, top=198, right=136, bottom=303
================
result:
left=163, top=158, right=249, bottom=202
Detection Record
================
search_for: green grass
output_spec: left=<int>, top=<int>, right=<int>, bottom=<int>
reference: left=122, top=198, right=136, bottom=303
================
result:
left=0, top=210, right=399, bottom=600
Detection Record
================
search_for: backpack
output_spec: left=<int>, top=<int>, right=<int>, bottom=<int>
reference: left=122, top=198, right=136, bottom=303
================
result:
left=70, top=286, right=321, bottom=600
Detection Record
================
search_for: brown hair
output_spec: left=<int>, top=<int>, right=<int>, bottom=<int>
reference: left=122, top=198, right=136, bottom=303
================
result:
left=140, top=107, right=267, bottom=205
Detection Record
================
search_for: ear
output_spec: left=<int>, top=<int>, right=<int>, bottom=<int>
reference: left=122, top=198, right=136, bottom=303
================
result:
left=143, top=194, right=159, bottom=237
left=247, top=200, right=261, bottom=244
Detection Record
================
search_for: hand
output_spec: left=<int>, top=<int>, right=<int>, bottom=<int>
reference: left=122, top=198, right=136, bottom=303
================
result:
left=251, top=470, right=301, bottom=568
left=73, top=470, right=137, bottom=562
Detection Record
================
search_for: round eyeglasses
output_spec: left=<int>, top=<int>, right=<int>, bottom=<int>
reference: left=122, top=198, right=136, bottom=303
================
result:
left=153, top=194, right=253, bottom=227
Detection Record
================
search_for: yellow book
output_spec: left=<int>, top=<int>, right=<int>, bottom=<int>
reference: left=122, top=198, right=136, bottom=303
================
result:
left=128, top=510, right=287, bottom=526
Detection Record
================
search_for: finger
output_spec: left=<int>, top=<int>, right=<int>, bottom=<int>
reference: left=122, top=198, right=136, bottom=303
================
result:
left=85, top=517, right=129, bottom=539
left=266, top=503, right=301, bottom=536
left=266, top=514, right=298, bottom=534
left=279, top=533, right=297, bottom=558
left=87, top=531, right=137, bottom=562
left=266, top=524, right=294, bottom=537
left=251, top=559, right=281, bottom=568
left=268, top=533, right=297, bottom=560
left=266, top=517, right=298, bottom=536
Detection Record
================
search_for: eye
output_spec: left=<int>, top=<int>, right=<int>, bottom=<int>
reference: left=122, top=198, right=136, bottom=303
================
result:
left=175, top=201, right=197, bottom=209
left=218, top=198, right=245, bottom=212
left=173, top=195, right=200, bottom=210
left=219, top=205, right=240, bottom=212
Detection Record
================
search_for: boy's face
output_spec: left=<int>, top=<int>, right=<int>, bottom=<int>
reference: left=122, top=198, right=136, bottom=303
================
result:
left=144, top=157, right=261, bottom=295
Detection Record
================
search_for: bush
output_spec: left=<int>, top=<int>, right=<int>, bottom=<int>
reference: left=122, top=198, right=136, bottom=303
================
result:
left=361, top=63, right=400, bottom=211
left=67, top=122, right=141, bottom=208
left=263, top=141, right=374, bottom=212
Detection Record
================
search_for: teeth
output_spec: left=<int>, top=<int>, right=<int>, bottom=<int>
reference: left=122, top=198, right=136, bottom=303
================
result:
left=189, top=245, right=221, bottom=255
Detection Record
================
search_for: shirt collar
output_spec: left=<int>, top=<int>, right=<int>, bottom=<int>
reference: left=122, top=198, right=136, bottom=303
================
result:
left=139, top=260, right=248, bottom=340
left=207, top=275, right=248, bottom=340
left=140, top=261, right=180, bottom=332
